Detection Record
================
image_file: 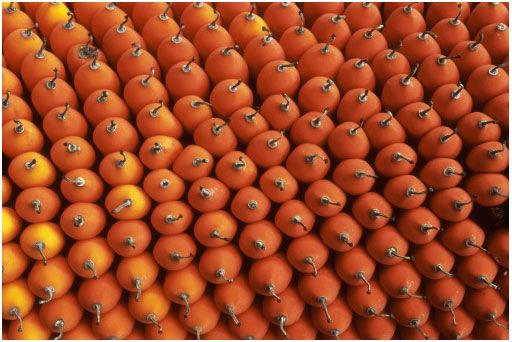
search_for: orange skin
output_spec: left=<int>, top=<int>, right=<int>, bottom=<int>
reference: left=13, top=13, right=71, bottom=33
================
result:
left=2, top=242, right=30, bottom=283
left=229, top=7, right=267, bottom=50
left=193, top=118, right=238, bottom=157
left=3, top=67, right=23, bottom=96
left=402, top=31, right=442, bottom=65
left=142, top=9, right=181, bottom=54
left=286, top=143, right=330, bottom=183
left=486, top=229, right=508, bottom=268
left=332, top=158, right=378, bottom=196
left=430, top=187, right=474, bottom=222
left=302, top=2, right=345, bottom=26
left=68, top=237, right=115, bottom=279
left=105, top=184, right=151, bottom=220
left=205, top=46, right=249, bottom=85
left=378, top=261, right=423, bottom=299
left=21, top=2, right=42, bottom=17
left=28, top=255, right=75, bottom=304
left=143, top=169, right=186, bottom=203
left=92, top=118, right=139, bottom=155
left=259, top=93, right=300, bottom=131
left=20, top=39, right=67, bottom=92
left=246, top=130, right=290, bottom=169
left=464, top=286, right=506, bottom=323
left=228, top=107, right=269, bottom=144
left=483, top=92, right=508, bottom=129
left=457, top=111, right=502, bottom=147
left=412, top=240, right=456, bottom=279
left=320, top=212, right=363, bottom=252
left=275, top=199, right=316, bottom=238
left=396, top=100, right=442, bottom=139
left=91, top=303, right=135, bottom=340
left=298, top=40, right=344, bottom=83
left=60, top=169, right=104, bottom=203
left=2, top=4, right=34, bottom=40
left=425, top=276, right=465, bottom=315
left=180, top=2, right=219, bottom=40
left=425, top=2, right=470, bottom=28
left=7, top=309, right=52, bottom=340
left=83, top=89, right=130, bottom=126
left=50, top=136, right=96, bottom=173
left=107, top=220, right=151, bottom=257
left=172, top=95, right=213, bottom=134
left=256, top=59, right=300, bottom=99
left=396, top=206, right=442, bottom=245
left=278, top=311, right=317, bottom=340
left=157, top=28, right=200, bottom=74
left=418, top=126, right=463, bottom=160
left=131, top=2, right=172, bottom=31
left=150, top=200, right=194, bottom=235
left=165, top=59, right=210, bottom=102
left=136, top=101, right=183, bottom=139
left=99, top=151, right=145, bottom=186
left=202, top=317, right=236, bottom=340
left=199, top=244, right=242, bottom=284
left=327, top=121, right=370, bottom=160
left=124, top=69, right=169, bottom=113
left=188, top=177, right=230, bottom=213
left=77, top=272, right=123, bottom=326
left=279, top=21, right=319, bottom=62
left=127, top=283, right=171, bottom=332
left=475, top=316, right=509, bottom=340
left=287, top=234, right=329, bottom=276
left=145, top=311, right=188, bottom=340
left=382, top=5, right=426, bottom=47
left=31, top=74, right=79, bottom=117
left=335, top=58, right=376, bottom=96
left=371, top=47, right=411, bottom=86
left=344, top=2, right=382, bottom=32
left=117, top=45, right=162, bottom=84
left=344, top=27, right=388, bottom=62
left=465, top=173, right=509, bottom=207
left=3, top=206, right=21, bottom=243
left=163, top=263, right=208, bottom=313
left=431, top=16, right=470, bottom=56
left=214, top=273, right=255, bottom=325
left=346, top=278, right=388, bottom=317
left=172, top=144, right=214, bottom=182
left=311, top=13, right=351, bottom=51
left=193, top=210, right=238, bottom=248
left=117, top=252, right=160, bottom=299
left=2, top=92, right=33, bottom=124
left=263, top=3, right=301, bottom=39
left=458, top=251, right=499, bottom=289
left=73, top=57, right=122, bottom=102
left=389, top=297, right=430, bottom=331
left=298, top=77, right=341, bottom=115
left=416, top=54, right=461, bottom=97
left=381, top=68, right=425, bottom=113
left=90, top=3, right=133, bottom=45
left=399, top=319, right=439, bottom=340
left=48, top=14, right=90, bottom=62
left=259, top=165, right=298, bottom=203
left=3, top=278, right=36, bottom=333
left=178, top=293, right=221, bottom=338
left=2, top=119, right=44, bottom=158
left=8, top=152, right=56, bottom=189
left=374, top=142, right=417, bottom=178
left=228, top=300, right=270, bottom=339
left=231, top=186, right=271, bottom=223
left=419, top=157, right=465, bottom=190
left=248, top=253, right=293, bottom=300
left=450, top=37, right=493, bottom=79
left=216, top=2, right=252, bottom=28
left=304, top=179, right=346, bottom=217
left=60, top=202, right=106, bottom=241
left=238, top=220, right=282, bottom=259
left=34, top=2, right=70, bottom=37
left=262, top=286, right=305, bottom=333
left=366, top=225, right=411, bottom=266
left=209, top=79, right=254, bottom=119
left=435, top=307, right=476, bottom=339
left=139, top=135, right=182, bottom=170
left=15, top=187, right=61, bottom=223
left=3, top=27, right=43, bottom=75
left=351, top=192, right=394, bottom=230
left=66, top=39, right=108, bottom=76
left=290, top=107, right=334, bottom=146
left=243, top=30, right=286, bottom=80
left=215, top=151, right=258, bottom=190
left=311, top=296, right=353, bottom=339
left=478, top=23, right=508, bottom=65
left=466, top=2, right=509, bottom=37
left=354, top=315, right=397, bottom=340
left=38, top=292, right=84, bottom=338
left=153, top=233, right=197, bottom=271
left=383, top=175, right=429, bottom=209
left=42, top=104, right=89, bottom=143
left=467, top=64, right=509, bottom=105
left=19, top=222, right=64, bottom=264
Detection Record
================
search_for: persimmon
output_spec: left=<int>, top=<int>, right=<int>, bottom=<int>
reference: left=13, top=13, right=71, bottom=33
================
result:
left=142, top=169, right=185, bottom=203
left=31, top=68, right=79, bottom=117
left=464, top=287, right=508, bottom=330
left=418, top=126, right=463, bottom=160
left=263, top=2, right=301, bottom=40
left=366, top=225, right=412, bottom=265
left=163, top=263, right=208, bottom=318
left=124, top=68, right=169, bottom=113
left=483, top=92, right=509, bottom=129
left=73, top=2, right=107, bottom=30
left=279, top=11, right=318, bottom=62
left=229, top=4, right=267, bottom=50
left=193, top=12, right=234, bottom=61
left=416, top=54, right=461, bottom=96
left=478, top=23, right=509, bottom=66
left=3, top=278, right=35, bottom=333
left=136, top=101, right=183, bottom=139
left=396, top=206, right=442, bottom=245
left=363, top=111, right=407, bottom=151
left=466, top=1, right=509, bottom=37
left=430, top=186, right=474, bottom=222
left=105, top=184, right=151, bottom=220
left=3, top=25, right=43, bottom=75
left=344, top=25, right=388, bottom=62
left=139, top=135, right=182, bottom=170
left=49, top=136, right=96, bottom=173
left=286, top=143, right=330, bottom=183
left=258, top=165, right=298, bottom=202
left=466, top=63, right=509, bottom=105
left=3, top=67, right=23, bottom=96
left=395, top=101, right=442, bottom=140
left=145, top=311, right=188, bottom=340
left=131, top=2, right=172, bottom=31
left=59, top=169, right=103, bottom=203
left=205, top=45, right=249, bottom=85
left=290, top=110, right=332, bottom=147
left=202, top=316, right=236, bottom=339
left=231, top=186, right=271, bottom=223
left=188, top=176, right=230, bottom=213
left=117, top=252, right=160, bottom=301
left=287, top=234, right=329, bottom=276
left=304, top=179, right=345, bottom=217
left=418, top=157, right=465, bottom=190
left=332, top=158, right=378, bottom=196
left=39, top=292, right=83, bottom=340
left=2, top=2, right=33, bottom=40
left=172, top=145, right=213, bottom=182
left=346, top=278, right=389, bottom=318
left=172, top=95, right=213, bottom=133
left=344, top=2, right=382, bottom=32
left=302, top=2, right=344, bottom=26
left=83, top=89, right=130, bottom=125
left=28, top=255, right=75, bottom=304
left=92, top=118, right=138, bottom=155
left=165, top=58, right=210, bottom=101
left=42, top=104, right=88, bottom=143
left=274, top=199, right=316, bottom=237
left=194, top=118, right=238, bottom=157
left=107, top=219, right=151, bottom=257
left=238, top=220, right=282, bottom=259
left=128, top=283, right=171, bottom=334
left=378, top=261, right=424, bottom=299
left=425, top=276, right=465, bottom=327
left=351, top=191, right=394, bottom=230
left=381, top=64, right=424, bottom=112
left=277, top=311, right=317, bottom=340
left=2, top=119, right=44, bottom=158
left=320, top=212, right=363, bottom=253
left=193, top=210, right=236, bottom=248
left=228, top=107, right=269, bottom=144
left=150, top=200, right=194, bottom=235
left=311, top=296, right=353, bottom=339
left=374, top=142, right=417, bottom=178
left=216, top=2, right=252, bottom=28
left=15, top=187, right=61, bottom=223
left=6, top=309, right=51, bottom=340
left=425, top=2, right=470, bottom=28
left=298, top=35, right=344, bottom=83
left=180, top=2, right=218, bottom=40
left=262, top=286, right=305, bottom=338
left=99, top=150, right=144, bottom=186
left=299, top=78, right=341, bottom=115
left=259, top=93, right=300, bottom=131
left=389, top=297, right=431, bottom=339
left=68, top=237, right=115, bottom=279
left=19, top=222, right=64, bottom=265
left=199, top=244, right=242, bottom=284
left=214, top=151, right=257, bottom=190
left=465, top=173, right=509, bottom=207
left=209, top=79, right=254, bottom=119
left=243, top=28, right=284, bottom=80
left=412, top=239, right=456, bottom=279
left=153, top=233, right=197, bottom=271
left=66, top=36, right=108, bottom=76
left=2, top=242, right=29, bottom=283
left=466, top=141, right=509, bottom=174
left=228, top=300, right=270, bottom=339
left=383, top=175, right=431, bottom=210
left=117, top=44, right=161, bottom=84
left=2, top=176, right=12, bottom=205
left=486, top=228, right=508, bottom=268
left=457, top=111, right=502, bottom=147
left=34, top=2, right=69, bottom=37
left=475, top=316, right=510, bottom=340
left=90, top=2, right=133, bottom=45
left=2, top=92, right=33, bottom=124
left=48, top=12, right=89, bottom=61
left=178, top=293, right=221, bottom=339
left=450, top=32, right=492, bottom=80
left=436, top=307, right=477, bottom=339
left=336, top=59, right=376, bottom=97
left=157, top=24, right=200, bottom=74
left=91, top=303, right=135, bottom=340
left=214, top=273, right=255, bottom=326
left=248, top=253, right=293, bottom=302
left=60, top=202, right=106, bottom=241
left=370, top=41, right=411, bottom=86
left=354, top=315, right=397, bottom=340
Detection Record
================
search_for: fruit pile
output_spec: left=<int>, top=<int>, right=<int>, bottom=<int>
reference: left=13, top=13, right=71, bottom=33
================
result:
left=2, top=1, right=509, bottom=340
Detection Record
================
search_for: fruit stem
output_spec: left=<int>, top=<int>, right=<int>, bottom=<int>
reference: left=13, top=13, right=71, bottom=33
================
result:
left=211, top=120, right=228, bottom=135
left=160, top=2, right=172, bottom=20
left=180, top=293, right=191, bottom=318
left=194, top=326, right=202, bottom=340
left=331, top=14, right=346, bottom=23
left=64, top=11, right=75, bottom=29
left=46, top=68, right=59, bottom=90
left=10, top=307, right=23, bottom=332
left=54, top=319, right=65, bottom=340
left=305, top=153, right=328, bottom=164
left=418, top=100, right=433, bottom=118
left=304, top=256, right=318, bottom=276
left=410, top=319, right=429, bottom=340
left=311, top=108, right=329, bottom=128
left=31, top=199, right=42, bottom=214
left=380, top=111, right=394, bottom=127
left=254, top=240, right=266, bottom=250
left=92, top=303, right=101, bottom=325
left=222, top=45, right=239, bottom=56
left=277, top=61, right=298, bottom=72
left=449, top=3, right=463, bottom=24
left=23, top=23, right=38, bottom=37
left=192, top=157, right=209, bottom=167
left=13, top=119, right=24, bottom=134
left=56, top=103, right=70, bottom=120
left=117, top=15, right=129, bottom=33
left=149, top=100, right=164, bottom=117
left=295, top=10, right=305, bottom=34
left=215, top=268, right=234, bottom=283
left=371, top=209, right=395, bottom=221
left=124, top=236, right=136, bottom=249
left=440, top=128, right=458, bottom=143
left=451, top=82, right=465, bottom=99
left=454, top=196, right=476, bottom=211
left=63, top=141, right=81, bottom=153
left=5, top=2, right=16, bottom=13
left=2, top=90, right=10, bottom=108
left=172, top=23, right=185, bottom=43
left=131, top=42, right=141, bottom=57
left=489, top=313, right=509, bottom=330
left=292, top=215, right=309, bottom=231
left=444, top=300, right=457, bottom=326
left=355, top=58, right=368, bottom=69
left=386, top=40, right=403, bottom=59
left=38, top=285, right=55, bottom=304
left=232, top=156, right=246, bottom=169
left=322, top=79, right=335, bottom=92
left=84, top=259, right=98, bottom=279
left=110, top=199, right=133, bottom=214
left=438, top=54, right=462, bottom=65
left=73, top=215, right=85, bottom=228
left=147, top=313, right=163, bottom=334
left=267, top=130, right=285, bottom=149
left=89, top=49, right=100, bottom=69
left=226, top=306, right=241, bottom=327
left=62, top=175, right=86, bottom=187
left=364, top=24, right=384, bottom=38
left=247, top=2, right=256, bottom=19
left=387, top=247, right=412, bottom=260
left=339, top=233, right=354, bottom=247
left=355, top=169, right=378, bottom=179
left=393, top=152, right=414, bottom=164
left=191, top=100, right=212, bottom=108
left=133, top=278, right=142, bottom=301
left=406, top=186, right=433, bottom=197
left=420, top=223, right=442, bottom=233
left=274, top=178, right=285, bottom=191
left=356, top=272, right=372, bottom=293
left=489, top=62, right=508, bottom=76
left=321, top=34, right=336, bottom=54
left=229, top=79, right=242, bottom=92
left=434, top=264, right=454, bottom=277
left=266, top=284, right=281, bottom=302
left=35, top=36, right=47, bottom=58
left=115, top=150, right=127, bottom=168
left=320, top=195, right=341, bottom=206
left=469, top=31, right=484, bottom=50
left=465, top=238, right=488, bottom=253
left=210, top=229, right=231, bottom=242
left=358, top=89, right=369, bottom=103
left=142, top=67, right=155, bottom=85
left=419, top=30, right=437, bottom=41
left=479, top=119, right=498, bottom=128
left=262, top=26, right=273, bottom=44
left=330, top=328, right=341, bottom=340
left=171, top=251, right=194, bottom=261
left=165, top=213, right=183, bottom=224
left=491, top=186, right=508, bottom=198
left=25, top=158, right=37, bottom=170
left=277, top=315, right=288, bottom=338
left=401, top=63, right=419, bottom=86
left=401, top=287, right=426, bottom=299
left=208, top=10, right=220, bottom=28
left=489, top=142, right=506, bottom=159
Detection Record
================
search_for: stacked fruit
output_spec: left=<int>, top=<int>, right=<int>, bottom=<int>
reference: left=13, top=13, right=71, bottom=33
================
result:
left=2, top=1, right=509, bottom=340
